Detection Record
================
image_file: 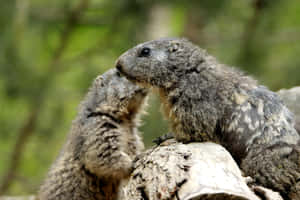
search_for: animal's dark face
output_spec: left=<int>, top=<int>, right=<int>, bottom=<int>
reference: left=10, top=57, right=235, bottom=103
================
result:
left=116, top=38, right=205, bottom=89
left=86, top=69, right=148, bottom=119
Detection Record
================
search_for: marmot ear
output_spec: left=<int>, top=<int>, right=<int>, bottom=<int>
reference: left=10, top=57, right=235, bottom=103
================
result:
left=168, top=42, right=180, bottom=53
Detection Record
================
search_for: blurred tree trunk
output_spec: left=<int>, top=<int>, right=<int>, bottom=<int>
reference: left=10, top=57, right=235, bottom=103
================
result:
left=146, top=3, right=172, bottom=40
left=0, top=0, right=31, bottom=194
left=237, top=0, right=270, bottom=73
left=182, top=8, right=205, bottom=44
left=0, top=0, right=90, bottom=195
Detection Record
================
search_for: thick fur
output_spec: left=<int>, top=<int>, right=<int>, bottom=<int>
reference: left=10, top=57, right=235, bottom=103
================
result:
left=116, top=38, right=300, bottom=199
left=38, top=69, right=148, bottom=200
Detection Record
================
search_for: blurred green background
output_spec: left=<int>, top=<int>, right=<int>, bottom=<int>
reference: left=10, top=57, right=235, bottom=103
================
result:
left=1, top=0, right=300, bottom=196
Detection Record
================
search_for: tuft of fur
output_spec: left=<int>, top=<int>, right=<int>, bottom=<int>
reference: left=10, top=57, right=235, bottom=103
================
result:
left=116, top=38, right=300, bottom=199
left=38, top=69, right=148, bottom=200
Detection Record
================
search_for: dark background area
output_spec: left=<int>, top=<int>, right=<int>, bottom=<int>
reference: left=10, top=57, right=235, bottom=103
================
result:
left=0, top=0, right=300, bottom=195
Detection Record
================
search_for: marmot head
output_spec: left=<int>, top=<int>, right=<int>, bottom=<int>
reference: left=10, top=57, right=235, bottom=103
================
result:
left=82, top=69, right=148, bottom=121
left=116, top=38, right=211, bottom=89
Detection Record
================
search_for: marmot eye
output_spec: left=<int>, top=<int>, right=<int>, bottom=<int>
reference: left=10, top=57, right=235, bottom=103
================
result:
left=138, top=47, right=151, bottom=57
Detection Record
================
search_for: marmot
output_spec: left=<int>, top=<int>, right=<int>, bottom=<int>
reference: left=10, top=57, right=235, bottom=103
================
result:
left=116, top=38, right=300, bottom=199
left=38, top=69, right=148, bottom=200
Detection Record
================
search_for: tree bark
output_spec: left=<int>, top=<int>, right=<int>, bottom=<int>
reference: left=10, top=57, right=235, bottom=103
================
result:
left=121, top=141, right=261, bottom=200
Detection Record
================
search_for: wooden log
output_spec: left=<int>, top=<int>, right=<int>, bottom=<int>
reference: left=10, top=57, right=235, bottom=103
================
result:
left=121, top=141, right=260, bottom=200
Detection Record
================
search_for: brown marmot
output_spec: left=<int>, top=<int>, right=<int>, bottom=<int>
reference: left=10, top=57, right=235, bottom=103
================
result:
left=38, top=69, right=148, bottom=200
left=116, top=38, right=300, bottom=199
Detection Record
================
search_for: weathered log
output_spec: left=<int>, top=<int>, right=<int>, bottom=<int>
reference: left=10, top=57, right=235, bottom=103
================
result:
left=121, top=141, right=261, bottom=200
left=251, top=186, right=284, bottom=200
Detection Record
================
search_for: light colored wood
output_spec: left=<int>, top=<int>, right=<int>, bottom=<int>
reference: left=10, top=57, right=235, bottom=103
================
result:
left=121, top=141, right=260, bottom=200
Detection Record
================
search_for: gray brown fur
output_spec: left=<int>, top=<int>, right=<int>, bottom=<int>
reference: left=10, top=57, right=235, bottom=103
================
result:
left=38, top=69, right=147, bottom=200
left=116, top=38, right=300, bottom=199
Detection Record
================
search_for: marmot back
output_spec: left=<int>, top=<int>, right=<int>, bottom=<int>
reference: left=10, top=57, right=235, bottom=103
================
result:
left=38, top=69, right=148, bottom=200
left=116, top=38, right=300, bottom=199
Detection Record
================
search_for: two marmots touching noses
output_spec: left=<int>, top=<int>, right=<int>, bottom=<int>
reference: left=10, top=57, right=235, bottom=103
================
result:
left=39, top=38, right=300, bottom=200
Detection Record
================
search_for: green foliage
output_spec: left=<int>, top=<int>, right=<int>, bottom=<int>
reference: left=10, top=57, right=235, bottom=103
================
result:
left=0, top=0, right=300, bottom=195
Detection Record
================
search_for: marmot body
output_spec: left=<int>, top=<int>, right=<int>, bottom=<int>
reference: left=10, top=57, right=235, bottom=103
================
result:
left=38, top=69, right=148, bottom=200
left=116, top=38, right=300, bottom=199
